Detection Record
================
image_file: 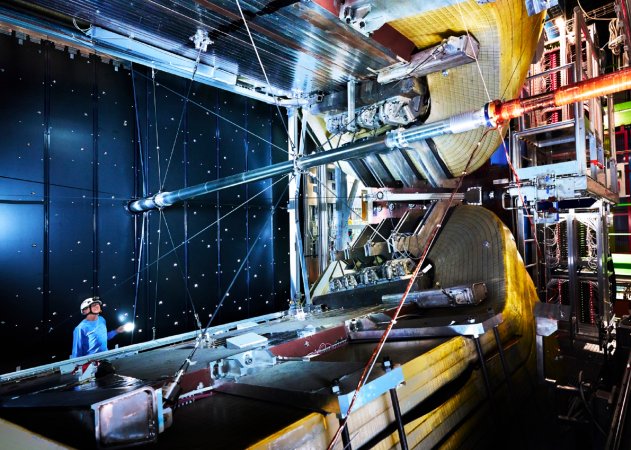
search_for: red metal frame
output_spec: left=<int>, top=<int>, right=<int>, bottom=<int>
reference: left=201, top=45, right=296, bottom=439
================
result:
left=270, top=325, right=349, bottom=358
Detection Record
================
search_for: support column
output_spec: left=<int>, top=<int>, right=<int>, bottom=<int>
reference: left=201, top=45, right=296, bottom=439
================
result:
left=317, top=164, right=329, bottom=275
left=287, top=109, right=300, bottom=301
left=383, top=357, right=408, bottom=450
left=335, top=167, right=349, bottom=251
left=597, top=204, right=612, bottom=323
left=473, top=335, right=492, bottom=399
left=567, top=212, right=578, bottom=337
left=493, top=326, right=513, bottom=397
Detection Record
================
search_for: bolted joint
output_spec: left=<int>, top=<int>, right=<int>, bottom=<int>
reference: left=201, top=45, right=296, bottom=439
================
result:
left=126, top=197, right=155, bottom=214
left=384, top=128, right=409, bottom=149
left=127, top=191, right=173, bottom=213
left=331, top=378, right=341, bottom=395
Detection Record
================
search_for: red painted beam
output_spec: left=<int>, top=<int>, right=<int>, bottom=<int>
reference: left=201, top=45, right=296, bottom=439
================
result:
left=270, top=325, right=349, bottom=358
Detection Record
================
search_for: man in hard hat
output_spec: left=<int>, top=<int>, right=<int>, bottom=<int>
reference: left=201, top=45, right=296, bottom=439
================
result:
left=71, top=297, right=126, bottom=359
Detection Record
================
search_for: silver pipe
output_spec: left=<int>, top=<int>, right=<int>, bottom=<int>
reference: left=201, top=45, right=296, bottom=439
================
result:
left=294, top=172, right=312, bottom=306
left=128, top=104, right=493, bottom=212
left=347, top=77, right=356, bottom=132
left=384, top=105, right=491, bottom=148
left=526, top=63, right=574, bottom=81
left=317, top=164, right=329, bottom=275
left=294, top=112, right=311, bottom=306
left=128, top=160, right=292, bottom=212
left=288, top=109, right=300, bottom=303
left=335, top=167, right=348, bottom=251
left=128, top=138, right=387, bottom=212
left=532, top=135, right=576, bottom=148
left=382, top=283, right=487, bottom=307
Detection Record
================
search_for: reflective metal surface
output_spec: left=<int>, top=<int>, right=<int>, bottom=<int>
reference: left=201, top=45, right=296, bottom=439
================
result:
left=0, top=204, right=542, bottom=449
left=382, top=282, right=487, bottom=307
left=92, top=387, right=158, bottom=448
left=4, top=0, right=399, bottom=96
left=348, top=312, right=503, bottom=340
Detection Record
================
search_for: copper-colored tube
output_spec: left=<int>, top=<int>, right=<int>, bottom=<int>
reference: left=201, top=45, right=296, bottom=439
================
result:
left=491, top=66, right=631, bottom=124
left=554, top=67, right=631, bottom=105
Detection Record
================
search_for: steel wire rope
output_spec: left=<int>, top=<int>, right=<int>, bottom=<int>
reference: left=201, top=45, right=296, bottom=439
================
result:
left=106, top=175, right=288, bottom=298
left=129, top=68, right=289, bottom=156
left=0, top=192, right=130, bottom=202
left=326, top=129, right=493, bottom=450
left=298, top=109, right=395, bottom=247
left=131, top=213, right=146, bottom=343
left=290, top=112, right=314, bottom=306
left=44, top=175, right=288, bottom=337
left=132, top=66, right=407, bottom=163
left=130, top=61, right=148, bottom=344
left=167, top=177, right=292, bottom=394
left=454, top=1, right=541, bottom=258
left=309, top=173, right=392, bottom=248
left=131, top=62, right=147, bottom=197
left=234, top=0, right=297, bottom=156
left=72, top=18, right=90, bottom=34
left=0, top=175, right=126, bottom=199
left=161, top=46, right=205, bottom=191
left=159, top=209, right=203, bottom=332
left=152, top=68, right=162, bottom=188
left=152, top=209, right=163, bottom=340
left=142, top=0, right=328, bottom=85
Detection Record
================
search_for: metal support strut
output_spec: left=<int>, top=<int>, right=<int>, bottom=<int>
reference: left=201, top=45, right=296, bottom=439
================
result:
left=332, top=378, right=352, bottom=450
left=383, top=357, right=408, bottom=450
left=493, top=326, right=513, bottom=398
left=473, top=336, right=493, bottom=399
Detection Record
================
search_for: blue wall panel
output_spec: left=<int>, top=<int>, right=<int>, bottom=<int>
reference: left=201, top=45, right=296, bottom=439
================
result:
left=0, top=204, right=44, bottom=367
left=0, top=35, right=46, bottom=366
left=97, top=64, right=137, bottom=346
left=0, top=31, right=290, bottom=372
left=0, top=37, right=45, bottom=198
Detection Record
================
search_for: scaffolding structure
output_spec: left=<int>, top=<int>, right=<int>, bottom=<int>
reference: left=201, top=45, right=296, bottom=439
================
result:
left=509, top=8, right=619, bottom=341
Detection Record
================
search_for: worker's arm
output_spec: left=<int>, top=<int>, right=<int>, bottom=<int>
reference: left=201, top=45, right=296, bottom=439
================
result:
left=106, top=329, right=119, bottom=340
left=71, top=326, right=84, bottom=358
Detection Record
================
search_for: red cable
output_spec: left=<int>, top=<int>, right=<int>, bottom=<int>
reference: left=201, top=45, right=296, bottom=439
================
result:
left=326, top=129, right=494, bottom=450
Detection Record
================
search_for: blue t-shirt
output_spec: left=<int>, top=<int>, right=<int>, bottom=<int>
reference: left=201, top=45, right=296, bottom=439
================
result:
left=71, top=316, right=117, bottom=358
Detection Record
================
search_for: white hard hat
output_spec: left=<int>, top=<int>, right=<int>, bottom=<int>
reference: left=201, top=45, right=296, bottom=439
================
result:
left=80, top=297, right=102, bottom=313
